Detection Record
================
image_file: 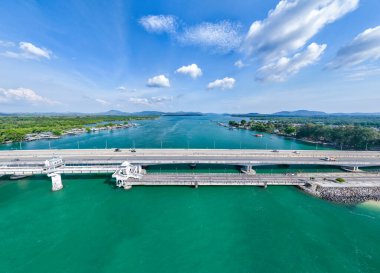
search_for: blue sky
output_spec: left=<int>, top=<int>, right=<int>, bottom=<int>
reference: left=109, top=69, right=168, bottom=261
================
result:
left=0, top=0, right=380, bottom=113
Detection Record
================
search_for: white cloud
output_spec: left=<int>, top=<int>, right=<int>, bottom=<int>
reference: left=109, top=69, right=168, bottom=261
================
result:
left=0, top=87, right=58, bottom=105
left=207, top=77, right=236, bottom=90
left=178, top=21, right=242, bottom=52
left=175, top=64, right=203, bottom=79
left=129, top=96, right=173, bottom=106
left=117, top=86, right=127, bottom=91
left=20, top=42, right=52, bottom=59
left=139, top=15, right=242, bottom=53
left=328, top=26, right=380, bottom=69
left=242, top=0, right=358, bottom=62
left=116, top=86, right=137, bottom=93
left=139, top=15, right=177, bottom=34
left=147, top=75, right=170, bottom=88
left=2, top=42, right=52, bottom=60
left=234, top=59, right=247, bottom=68
left=0, top=40, right=15, bottom=47
left=256, top=43, right=327, bottom=82
left=95, top=98, right=111, bottom=106
left=340, top=65, right=380, bottom=81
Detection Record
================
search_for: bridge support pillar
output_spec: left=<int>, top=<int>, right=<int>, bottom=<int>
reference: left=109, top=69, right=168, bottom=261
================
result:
left=341, top=166, right=361, bottom=173
left=241, top=165, right=256, bottom=175
left=48, top=173, right=63, bottom=191
left=112, top=162, right=144, bottom=190
left=115, top=179, right=132, bottom=190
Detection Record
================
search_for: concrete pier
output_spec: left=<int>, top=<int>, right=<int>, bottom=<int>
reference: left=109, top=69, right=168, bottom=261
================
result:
left=341, top=166, right=361, bottom=172
left=48, top=173, right=63, bottom=191
left=241, top=165, right=256, bottom=175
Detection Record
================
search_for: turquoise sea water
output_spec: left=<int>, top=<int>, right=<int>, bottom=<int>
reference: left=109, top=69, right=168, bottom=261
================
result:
left=1, top=176, right=380, bottom=273
left=0, top=115, right=328, bottom=150
left=1, top=116, right=380, bottom=273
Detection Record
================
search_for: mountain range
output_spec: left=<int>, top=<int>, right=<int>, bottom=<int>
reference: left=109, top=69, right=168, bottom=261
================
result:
left=234, top=110, right=380, bottom=117
left=1, top=110, right=380, bottom=117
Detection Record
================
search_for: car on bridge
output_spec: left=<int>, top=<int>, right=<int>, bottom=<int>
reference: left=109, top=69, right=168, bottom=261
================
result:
left=322, top=157, right=337, bottom=161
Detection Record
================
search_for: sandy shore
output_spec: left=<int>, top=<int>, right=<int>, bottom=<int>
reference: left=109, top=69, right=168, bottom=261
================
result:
left=359, top=200, right=380, bottom=210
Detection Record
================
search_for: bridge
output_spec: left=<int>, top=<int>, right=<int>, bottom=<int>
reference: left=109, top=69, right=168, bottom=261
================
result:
left=1, top=149, right=380, bottom=166
left=0, top=149, right=379, bottom=191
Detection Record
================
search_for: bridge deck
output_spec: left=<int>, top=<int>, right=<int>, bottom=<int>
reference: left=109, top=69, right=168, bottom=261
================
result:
left=0, top=149, right=380, bottom=167
left=125, top=174, right=305, bottom=186
left=1, top=166, right=380, bottom=187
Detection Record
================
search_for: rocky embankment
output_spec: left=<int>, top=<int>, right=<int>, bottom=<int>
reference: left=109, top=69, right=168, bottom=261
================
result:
left=300, top=184, right=380, bottom=204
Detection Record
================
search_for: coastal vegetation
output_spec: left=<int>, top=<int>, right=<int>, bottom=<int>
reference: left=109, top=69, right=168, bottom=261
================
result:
left=231, top=115, right=380, bottom=128
left=0, top=115, right=155, bottom=144
left=228, top=119, right=380, bottom=150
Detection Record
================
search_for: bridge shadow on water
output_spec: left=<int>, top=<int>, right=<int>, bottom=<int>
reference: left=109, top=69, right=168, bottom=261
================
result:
left=60, top=174, right=119, bottom=189
left=145, top=164, right=241, bottom=174
left=145, top=163, right=344, bottom=174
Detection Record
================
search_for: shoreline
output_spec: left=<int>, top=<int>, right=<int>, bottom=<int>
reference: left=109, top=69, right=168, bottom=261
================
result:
left=1, top=123, right=139, bottom=146
left=226, top=124, right=379, bottom=151
left=299, top=184, right=380, bottom=204
left=359, top=200, right=380, bottom=210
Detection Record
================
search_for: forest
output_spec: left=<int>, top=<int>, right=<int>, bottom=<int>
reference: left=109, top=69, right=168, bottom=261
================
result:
left=0, top=115, right=155, bottom=143
left=229, top=119, right=380, bottom=150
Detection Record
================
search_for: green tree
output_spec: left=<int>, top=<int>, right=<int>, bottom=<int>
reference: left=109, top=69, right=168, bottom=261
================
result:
left=284, top=126, right=296, bottom=135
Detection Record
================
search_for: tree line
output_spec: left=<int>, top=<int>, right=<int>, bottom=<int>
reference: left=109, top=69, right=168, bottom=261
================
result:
left=0, top=115, right=155, bottom=143
left=229, top=119, right=380, bottom=150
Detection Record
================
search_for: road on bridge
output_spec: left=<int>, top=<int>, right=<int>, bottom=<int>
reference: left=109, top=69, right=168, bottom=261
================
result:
left=0, top=149, right=379, bottom=167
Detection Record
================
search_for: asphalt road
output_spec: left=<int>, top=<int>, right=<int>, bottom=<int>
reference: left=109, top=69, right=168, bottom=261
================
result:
left=0, top=149, right=380, bottom=167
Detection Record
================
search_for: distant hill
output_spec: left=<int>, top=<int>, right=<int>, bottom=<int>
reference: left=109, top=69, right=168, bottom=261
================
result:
left=232, top=110, right=380, bottom=117
left=163, top=111, right=203, bottom=116
left=273, top=110, right=327, bottom=116
left=330, top=112, right=380, bottom=117
left=0, top=110, right=205, bottom=117
left=1, top=110, right=379, bottom=117
left=100, top=110, right=166, bottom=116
left=135, top=111, right=165, bottom=116
left=273, top=110, right=380, bottom=117
left=101, top=110, right=129, bottom=115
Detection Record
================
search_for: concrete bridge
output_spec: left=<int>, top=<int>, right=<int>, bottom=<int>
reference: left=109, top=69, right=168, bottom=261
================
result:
left=0, top=149, right=379, bottom=191
left=1, top=149, right=380, bottom=167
